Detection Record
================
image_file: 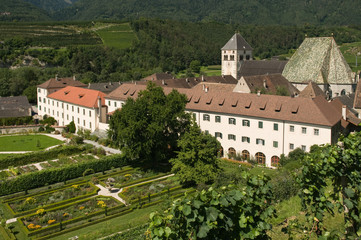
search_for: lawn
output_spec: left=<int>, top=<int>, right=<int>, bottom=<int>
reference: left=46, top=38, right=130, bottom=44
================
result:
left=49, top=204, right=163, bottom=240
left=0, top=135, right=63, bottom=152
left=0, top=154, right=14, bottom=160
left=339, top=41, right=361, bottom=72
left=96, top=23, right=136, bottom=49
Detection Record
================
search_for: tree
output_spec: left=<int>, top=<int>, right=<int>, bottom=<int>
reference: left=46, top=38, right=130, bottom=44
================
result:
left=170, top=121, right=221, bottom=185
left=66, top=121, right=76, bottom=133
left=108, top=82, right=190, bottom=165
left=189, top=60, right=201, bottom=74
left=149, top=173, right=275, bottom=239
left=292, top=132, right=361, bottom=239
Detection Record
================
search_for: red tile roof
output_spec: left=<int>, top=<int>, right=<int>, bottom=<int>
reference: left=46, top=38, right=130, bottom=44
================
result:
left=47, top=86, right=106, bottom=108
left=107, top=82, right=342, bottom=127
left=38, top=77, right=87, bottom=89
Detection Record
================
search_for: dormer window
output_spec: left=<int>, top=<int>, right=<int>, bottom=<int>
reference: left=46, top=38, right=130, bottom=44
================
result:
left=78, top=94, right=84, bottom=98
left=64, top=91, right=70, bottom=95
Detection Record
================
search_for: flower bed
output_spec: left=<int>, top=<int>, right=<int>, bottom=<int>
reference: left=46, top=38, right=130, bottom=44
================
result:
left=101, top=169, right=161, bottom=188
left=121, top=177, right=179, bottom=202
left=40, top=154, right=97, bottom=169
left=21, top=196, right=120, bottom=231
left=7, top=183, right=97, bottom=214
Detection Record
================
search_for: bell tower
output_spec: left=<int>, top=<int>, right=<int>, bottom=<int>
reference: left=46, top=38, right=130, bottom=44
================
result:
left=221, top=33, right=253, bottom=80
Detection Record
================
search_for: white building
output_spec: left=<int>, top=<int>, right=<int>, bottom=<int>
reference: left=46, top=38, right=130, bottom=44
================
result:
left=38, top=86, right=107, bottom=132
left=105, top=82, right=348, bottom=167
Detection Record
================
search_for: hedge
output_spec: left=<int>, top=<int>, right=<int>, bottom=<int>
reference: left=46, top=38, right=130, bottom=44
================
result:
left=0, top=145, right=85, bottom=170
left=0, top=154, right=129, bottom=196
left=0, top=116, right=33, bottom=126
left=5, top=182, right=99, bottom=217
left=18, top=196, right=124, bottom=238
left=0, top=225, right=16, bottom=240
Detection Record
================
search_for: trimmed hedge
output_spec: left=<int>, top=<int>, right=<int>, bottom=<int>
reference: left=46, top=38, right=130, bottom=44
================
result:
left=0, top=116, right=33, bottom=126
left=0, top=154, right=129, bottom=196
left=0, top=145, right=85, bottom=170
left=5, top=182, right=99, bottom=217
left=0, top=225, right=16, bottom=240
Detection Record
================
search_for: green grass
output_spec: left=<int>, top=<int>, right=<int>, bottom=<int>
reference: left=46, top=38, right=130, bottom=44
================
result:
left=339, top=41, right=361, bottom=72
left=49, top=205, right=162, bottom=240
left=95, top=23, right=136, bottom=49
left=0, top=135, right=63, bottom=152
left=0, top=154, right=14, bottom=160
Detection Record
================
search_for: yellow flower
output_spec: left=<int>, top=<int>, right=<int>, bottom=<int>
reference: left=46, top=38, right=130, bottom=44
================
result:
left=27, top=223, right=35, bottom=229
left=35, top=225, right=41, bottom=229
left=36, top=209, right=45, bottom=216
left=79, top=206, right=85, bottom=210
left=63, top=213, right=69, bottom=217
left=47, top=219, right=56, bottom=225
left=25, top=197, right=36, bottom=204
left=72, top=185, right=80, bottom=190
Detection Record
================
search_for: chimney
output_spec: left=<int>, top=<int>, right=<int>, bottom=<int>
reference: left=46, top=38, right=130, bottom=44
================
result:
left=109, top=82, right=112, bottom=85
left=73, top=75, right=76, bottom=81
left=342, top=105, right=347, bottom=120
left=88, top=83, right=90, bottom=88
left=162, top=80, right=165, bottom=85
left=202, top=75, right=205, bottom=81
left=257, top=90, right=261, bottom=97
left=55, top=74, right=58, bottom=81
left=203, top=84, right=205, bottom=90
left=186, top=78, right=189, bottom=83
left=205, top=87, right=209, bottom=93
left=263, top=79, right=267, bottom=88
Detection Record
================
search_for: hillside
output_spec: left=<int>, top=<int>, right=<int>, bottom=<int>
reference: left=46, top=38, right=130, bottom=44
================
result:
left=0, top=0, right=50, bottom=22
left=23, top=0, right=78, bottom=13
left=51, top=0, right=361, bottom=25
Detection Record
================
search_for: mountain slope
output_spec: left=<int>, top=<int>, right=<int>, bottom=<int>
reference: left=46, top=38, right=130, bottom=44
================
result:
left=23, top=0, right=78, bottom=13
left=52, top=0, right=361, bottom=25
left=0, top=0, right=51, bottom=22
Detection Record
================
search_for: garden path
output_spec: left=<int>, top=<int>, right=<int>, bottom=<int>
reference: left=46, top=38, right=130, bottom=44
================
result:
left=96, top=184, right=128, bottom=205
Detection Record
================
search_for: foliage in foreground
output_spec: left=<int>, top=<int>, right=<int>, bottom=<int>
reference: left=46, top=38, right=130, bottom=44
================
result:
left=149, top=173, right=275, bottom=239
left=290, top=132, right=361, bottom=239
left=108, top=82, right=190, bottom=165
left=170, top=121, right=221, bottom=185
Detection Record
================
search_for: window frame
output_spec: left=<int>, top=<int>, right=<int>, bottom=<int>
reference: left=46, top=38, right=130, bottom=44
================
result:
left=203, top=114, right=210, bottom=121
left=242, top=119, right=250, bottom=127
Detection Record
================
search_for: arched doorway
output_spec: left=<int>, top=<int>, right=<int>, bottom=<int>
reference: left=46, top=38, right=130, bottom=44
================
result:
left=255, top=152, right=265, bottom=165
left=228, top=147, right=236, bottom=159
left=242, top=150, right=250, bottom=160
left=271, top=156, right=280, bottom=167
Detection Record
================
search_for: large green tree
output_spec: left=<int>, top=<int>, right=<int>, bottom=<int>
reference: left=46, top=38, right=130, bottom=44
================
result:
left=170, top=121, right=221, bottom=185
left=108, top=82, right=190, bottom=164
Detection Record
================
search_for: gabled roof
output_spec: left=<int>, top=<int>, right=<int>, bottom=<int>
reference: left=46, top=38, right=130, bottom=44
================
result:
left=222, top=33, right=253, bottom=51
left=84, top=82, right=122, bottom=94
left=107, top=82, right=341, bottom=127
left=142, top=73, right=173, bottom=81
left=38, top=77, right=87, bottom=89
left=239, top=74, right=299, bottom=96
left=299, top=81, right=327, bottom=99
left=282, top=37, right=353, bottom=84
left=47, top=86, right=106, bottom=108
left=0, top=96, right=32, bottom=118
left=239, top=60, right=287, bottom=77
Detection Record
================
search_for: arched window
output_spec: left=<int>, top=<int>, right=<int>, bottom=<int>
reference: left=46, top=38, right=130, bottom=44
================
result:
left=271, top=156, right=280, bottom=167
left=255, top=152, right=265, bottom=164
left=228, top=147, right=236, bottom=158
left=242, top=150, right=250, bottom=160
left=341, top=89, right=346, bottom=95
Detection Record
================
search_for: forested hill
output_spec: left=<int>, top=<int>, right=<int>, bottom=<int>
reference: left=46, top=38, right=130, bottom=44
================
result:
left=23, top=0, right=79, bottom=13
left=52, top=0, right=361, bottom=25
left=0, top=0, right=51, bottom=22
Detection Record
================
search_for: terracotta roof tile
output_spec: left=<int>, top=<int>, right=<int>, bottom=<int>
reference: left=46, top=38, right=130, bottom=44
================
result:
left=299, top=81, right=327, bottom=99
left=47, top=86, right=106, bottom=108
left=107, top=82, right=341, bottom=127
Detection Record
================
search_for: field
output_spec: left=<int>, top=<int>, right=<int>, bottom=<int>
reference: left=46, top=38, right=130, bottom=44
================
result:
left=339, top=41, right=361, bottom=72
left=0, top=135, right=63, bottom=151
left=95, top=23, right=136, bottom=49
left=0, top=22, right=102, bottom=47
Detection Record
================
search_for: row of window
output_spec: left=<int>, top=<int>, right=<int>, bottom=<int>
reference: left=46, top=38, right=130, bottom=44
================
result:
left=107, top=100, right=124, bottom=108
left=39, top=99, right=92, bottom=117
left=203, top=114, right=320, bottom=135
left=212, top=131, right=307, bottom=151
left=223, top=55, right=250, bottom=61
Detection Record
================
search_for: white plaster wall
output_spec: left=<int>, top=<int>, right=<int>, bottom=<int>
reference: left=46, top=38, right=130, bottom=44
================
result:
left=330, top=84, right=355, bottom=97
left=233, top=77, right=251, bottom=93
left=106, top=99, right=125, bottom=113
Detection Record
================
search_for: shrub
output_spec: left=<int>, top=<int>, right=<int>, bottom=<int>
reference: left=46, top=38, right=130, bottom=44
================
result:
left=0, top=154, right=128, bottom=196
left=70, top=136, right=84, bottom=145
left=271, top=172, right=299, bottom=201
left=0, top=145, right=84, bottom=170
left=66, top=121, right=76, bottom=133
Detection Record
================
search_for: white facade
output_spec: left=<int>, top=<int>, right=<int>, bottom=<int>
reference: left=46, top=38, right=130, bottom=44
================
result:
left=190, top=110, right=332, bottom=166
left=221, top=49, right=253, bottom=80
left=37, top=87, right=103, bottom=132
